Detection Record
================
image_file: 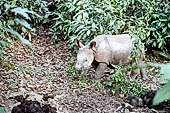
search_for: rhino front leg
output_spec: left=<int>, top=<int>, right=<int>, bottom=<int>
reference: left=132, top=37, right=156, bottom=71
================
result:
left=95, top=63, right=107, bottom=80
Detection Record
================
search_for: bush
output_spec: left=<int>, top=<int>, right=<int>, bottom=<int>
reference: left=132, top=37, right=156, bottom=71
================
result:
left=0, top=0, right=43, bottom=66
left=105, top=64, right=147, bottom=97
left=125, top=0, right=170, bottom=52
left=50, top=0, right=127, bottom=45
left=50, top=0, right=170, bottom=52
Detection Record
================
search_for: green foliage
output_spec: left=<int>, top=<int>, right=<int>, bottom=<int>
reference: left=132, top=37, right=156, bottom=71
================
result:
left=151, top=63, right=170, bottom=105
left=105, top=64, right=147, bottom=97
left=1, top=0, right=49, bottom=25
left=0, top=0, right=43, bottom=66
left=66, top=54, right=95, bottom=89
left=50, top=0, right=127, bottom=45
left=66, top=54, right=80, bottom=77
left=66, top=54, right=147, bottom=96
left=0, top=107, right=6, bottom=113
left=3, top=28, right=31, bottom=46
left=153, top=81, right=170, bottom=105
left=51, top=0, right=170, bottom=52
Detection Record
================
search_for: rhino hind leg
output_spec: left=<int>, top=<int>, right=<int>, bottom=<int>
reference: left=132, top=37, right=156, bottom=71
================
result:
left=95, top=63, right=107, bottom=80
left=136, top=58, right=148, bottom=79
left=139, top=61, right=148, bottom=79
left=131, top=68, right=140, bottom=79
left=130, top=60, right=148, bottom=79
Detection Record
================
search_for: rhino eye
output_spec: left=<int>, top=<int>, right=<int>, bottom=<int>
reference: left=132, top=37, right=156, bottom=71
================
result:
left=84, top=59, right=88, bottom=62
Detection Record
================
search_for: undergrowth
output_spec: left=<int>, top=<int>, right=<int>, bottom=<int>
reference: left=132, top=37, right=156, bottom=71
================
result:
left=105, top=65, right=150, bottom=97
left=66, top=54, right=149, bottom=97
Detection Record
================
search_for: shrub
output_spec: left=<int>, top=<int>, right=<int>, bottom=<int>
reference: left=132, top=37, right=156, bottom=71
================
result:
left=50, top=0, right=127, bottom=46
left=0, top=0, right=41, bottom=66
left=105, top=64, right=148, bottom=97
left=125, top=0, right=170, bottom=52
left=50, top=0, right=169, bottom=52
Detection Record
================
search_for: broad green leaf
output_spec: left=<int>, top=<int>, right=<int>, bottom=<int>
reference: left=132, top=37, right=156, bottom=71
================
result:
left=152, top=14, right=159, bottom=18
left=8, top=20, right=15, bottom=25
left=153, top=50, right=170, bottom=60
left=153, top=80, right=170, bottom=105
left=73, top=0, right=78, bottom=5
left=77, top=15, right=82, bottom=23
left=15, top=18, right=32, bottom=29
left=0, top=41, right=6, bottom=47
left=11, top=7, right=34, bottom=20
left=146, top=31, right=150, bottom=37
left=162, top=27, right=167, bottom=33
left=4, top=28, right=32, bottom=47
left=52, top=21, right=62, bottom=28
left=69, top=6, right=76, bottom=12
left=168, top=23, right=170, bottom=28
left=21, top=27, right=27, bottom=33
left=100, top=25, right=103, bottom=33
left=75, top=25, right=85, bottom=33
left=92, top=23, right=96, bottom=30
left=165, top=35, right=170, bottom=38
left=83, top=12, right=88, bottom=19
left=4, top=3, right=10, bottom=10
left=150, top=63, right=170, bottom=82
left=158, top=41, right=162, bottom=48
left=0, top=107, right=6, bottom=113
left=132, top=0, right=135, bottom=4
left=159, top=64, right=170, bottom=82
left=106, top=81, right=112, bottom=86
left=106, top=13, right=111, bottom=23
left=153, top=41, right=157, bottom=47
left=77, top=1, right=83, bottom=5
left=1, top=50, right=7, bottom=54
left=95, top=8, right=104, bottom=13
left=159, top=19, right=167, bottom=22
left=87, top=30, right=90, bottom=36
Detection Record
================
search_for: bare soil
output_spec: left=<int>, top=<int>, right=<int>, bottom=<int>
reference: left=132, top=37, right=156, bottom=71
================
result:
left=0, top=27, right=168, bottom=113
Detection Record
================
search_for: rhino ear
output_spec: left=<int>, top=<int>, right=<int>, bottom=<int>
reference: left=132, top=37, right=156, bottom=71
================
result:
left=74, top=39, right=84, bottom=48
left=89, top=41, right=96, bottom=49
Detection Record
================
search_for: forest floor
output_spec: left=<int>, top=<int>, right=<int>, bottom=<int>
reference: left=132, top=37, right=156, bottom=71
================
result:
left=0, top=27, right=168, bottom=113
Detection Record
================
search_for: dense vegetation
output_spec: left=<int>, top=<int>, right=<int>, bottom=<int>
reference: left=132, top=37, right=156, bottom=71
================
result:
left=0, top=0, right=170, bottom=109
left=50, top=0, right=170, bottom=52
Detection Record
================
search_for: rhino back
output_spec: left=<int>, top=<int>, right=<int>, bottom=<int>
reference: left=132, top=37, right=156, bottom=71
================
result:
left=90, top=34, right=134, bottom=65
left=107, top=34, right=133, bottom=65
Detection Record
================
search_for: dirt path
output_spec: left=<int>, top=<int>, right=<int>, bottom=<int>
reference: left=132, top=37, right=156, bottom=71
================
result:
left=0, top=27, right=166, bottom=113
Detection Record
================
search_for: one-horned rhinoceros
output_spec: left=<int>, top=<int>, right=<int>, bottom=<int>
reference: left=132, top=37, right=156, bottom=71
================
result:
left=74, top=34, right=147, bottom=80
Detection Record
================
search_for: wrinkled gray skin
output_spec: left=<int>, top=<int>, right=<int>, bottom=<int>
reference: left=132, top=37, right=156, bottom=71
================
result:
left=75, top=34, right=147, bottom=80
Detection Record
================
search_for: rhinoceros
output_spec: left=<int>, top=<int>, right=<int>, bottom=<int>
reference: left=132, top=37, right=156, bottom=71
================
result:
left=74, top=34, right=147, bottom=80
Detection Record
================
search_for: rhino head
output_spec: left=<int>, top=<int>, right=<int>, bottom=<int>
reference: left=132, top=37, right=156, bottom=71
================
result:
left=74, top=39, right=96, bottom=70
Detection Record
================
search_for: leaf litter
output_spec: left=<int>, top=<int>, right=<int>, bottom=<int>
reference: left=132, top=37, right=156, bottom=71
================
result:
left=0, top=26, right=169, bottom=113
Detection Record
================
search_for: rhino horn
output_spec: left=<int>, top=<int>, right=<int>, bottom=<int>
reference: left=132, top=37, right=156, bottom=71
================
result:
left=74, top=39, right=84, bottom=48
